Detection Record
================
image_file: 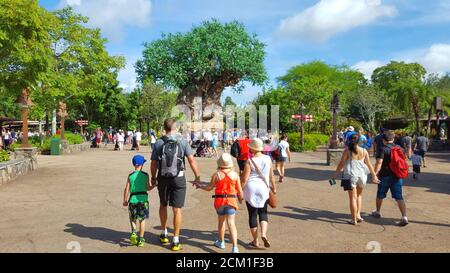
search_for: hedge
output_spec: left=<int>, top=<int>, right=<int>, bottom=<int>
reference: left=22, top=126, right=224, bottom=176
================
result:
left=287, top=132, right=329, bottom=152
left=8, top=132, right=83, bottom=153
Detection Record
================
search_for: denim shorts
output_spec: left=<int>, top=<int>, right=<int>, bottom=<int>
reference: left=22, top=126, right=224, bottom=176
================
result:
left=376, top=176, right=404, bottom=201
left=216, top=205, right=236, bottom=216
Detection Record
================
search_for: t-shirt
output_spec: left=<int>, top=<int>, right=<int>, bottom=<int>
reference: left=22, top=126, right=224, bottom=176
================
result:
left=358, top=135, right=367, bottom=148
left=375, top=134, right=384, bottom=153
left=278, top=140, right=289, bottom=158
left=151, top=134, right=193, bottom=162
left=377, top=143, right=402, bottom=178
left=135, top=132, right=142, bottom=141
left=411, top=154, right=422, bottom=166
left=416, top=136, right=429, bottom=151
left=237, top=138, right=251, bottom=161
left=401, top=136, right=412, bottom=148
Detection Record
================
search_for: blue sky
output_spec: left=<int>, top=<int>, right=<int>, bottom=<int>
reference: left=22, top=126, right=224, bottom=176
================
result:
left=39, top=0, right=450, bottom=105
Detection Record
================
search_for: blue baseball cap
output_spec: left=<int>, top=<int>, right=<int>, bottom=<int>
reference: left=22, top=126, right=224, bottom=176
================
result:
left=132, top=155, right=147, bottom=166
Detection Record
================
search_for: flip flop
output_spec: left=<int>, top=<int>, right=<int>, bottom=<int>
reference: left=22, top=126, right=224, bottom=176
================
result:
left=248, top=241, right=260, bottom=249
left=347, top=220, right=358, bottom=226
left=357, top=217, right=364, bottom=223
left=261, top=237, right=271, bottom=248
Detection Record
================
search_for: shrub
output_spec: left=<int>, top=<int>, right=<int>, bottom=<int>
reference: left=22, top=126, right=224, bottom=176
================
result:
left=287, top=132, right=329, bottom=152
left=140, top=138, right=150, bottom=146
left=64, top=132, right=83, bottom=145
left=0, top=149, right=10, bottom=163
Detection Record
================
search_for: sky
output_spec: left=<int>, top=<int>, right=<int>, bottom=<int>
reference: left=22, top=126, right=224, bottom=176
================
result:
left=39, top=0, right=450, bottom=105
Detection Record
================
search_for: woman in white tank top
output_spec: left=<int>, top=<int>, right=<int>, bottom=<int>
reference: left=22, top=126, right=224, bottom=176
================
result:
left=241, top=138, right=276, bottom=248
left=332, top=134, right=378, bottom=225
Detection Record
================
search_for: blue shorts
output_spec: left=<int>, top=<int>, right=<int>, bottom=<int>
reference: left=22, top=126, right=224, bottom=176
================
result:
left=216, top=205, right=236, bottom=216
left=376, top=176, right=404, bottom=201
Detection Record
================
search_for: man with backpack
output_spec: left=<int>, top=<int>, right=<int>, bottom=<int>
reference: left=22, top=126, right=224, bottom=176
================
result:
left=372, top=130, right=409, bottom=226
left=150, top=118, right=201, bottom=251
left=230, top=131, right=251, bottom=175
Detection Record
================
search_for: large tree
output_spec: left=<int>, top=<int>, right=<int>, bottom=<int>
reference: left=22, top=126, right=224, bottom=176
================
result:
left=136, top=19, right=267, bottom=120
left=372, top=61, right=427, bottom=133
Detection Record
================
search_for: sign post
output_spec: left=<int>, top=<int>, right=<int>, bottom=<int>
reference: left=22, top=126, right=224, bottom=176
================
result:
left=75, top=120, right=89, bottom=140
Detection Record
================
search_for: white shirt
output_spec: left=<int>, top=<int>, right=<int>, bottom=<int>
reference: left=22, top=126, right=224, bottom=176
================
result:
left=118, top=133, right=125, bottom=142
left=244, top=155, right=272, bottom=208
left=278, top=140, right=289, bottom=158
left=135, top=132, right=142, bottom=141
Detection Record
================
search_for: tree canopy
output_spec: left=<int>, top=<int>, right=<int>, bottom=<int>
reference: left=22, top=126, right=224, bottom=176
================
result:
left=136, top=19, right=268, bottom=116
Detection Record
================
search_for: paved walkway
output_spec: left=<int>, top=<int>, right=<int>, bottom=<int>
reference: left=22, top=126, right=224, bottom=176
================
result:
left=0, top=145, right=448, bottom=253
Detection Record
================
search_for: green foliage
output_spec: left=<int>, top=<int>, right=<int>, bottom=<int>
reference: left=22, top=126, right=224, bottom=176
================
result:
left=137, top=19, right=267, bottom=108
left=254, top=61, right=365, bottom=132
left=0, top=0, right=55, bottom=96
left=287, top=133, right=329, bottom=152
left=64, top=132, right=83, bottom=145
left=138, top=80, right=178, bottom=131
left=372, top=61, right=428, bottom=132
left=0, top=149, right=10, bottom=162
left=140, top=138, right=150, bottom=146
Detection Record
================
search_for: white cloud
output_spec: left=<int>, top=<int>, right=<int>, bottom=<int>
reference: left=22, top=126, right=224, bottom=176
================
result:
left=118, top=57, right=139, bottom=92
left=352, top=60, right=386, bottom=79
left=415, top=44, right=450, bottom=74
left=277, top=0, right=398, bottom=42
left=353, top=43, right=450, bottom=78
left=60, top=0, right=152, bottom=42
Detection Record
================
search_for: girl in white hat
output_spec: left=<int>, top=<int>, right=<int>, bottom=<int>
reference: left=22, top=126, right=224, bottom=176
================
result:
left=195, top=153, right=243, bottom=253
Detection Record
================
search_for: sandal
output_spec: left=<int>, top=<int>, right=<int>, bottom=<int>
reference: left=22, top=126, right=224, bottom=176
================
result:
left=261, top=237, right=271, bottom=248
left=357, top=217, right=364, bottom=223
left=347, top=220, right=358, bottom=226
left=248, top=241, right=260, bottom=249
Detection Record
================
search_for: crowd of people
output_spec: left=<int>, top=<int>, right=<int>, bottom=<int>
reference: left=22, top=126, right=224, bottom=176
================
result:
left=120, top=118, right=437, bottom=252
left=122, top=119, right=289, bottom=252
left=1, top=128, right=42, bottom=150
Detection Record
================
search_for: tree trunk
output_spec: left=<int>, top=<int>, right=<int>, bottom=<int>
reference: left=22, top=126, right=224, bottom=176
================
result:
left=412, top=96, right=421, bottom=134
left=426, top=103, right=433, bottom=137
left=177, top=85, right=223, bottom=121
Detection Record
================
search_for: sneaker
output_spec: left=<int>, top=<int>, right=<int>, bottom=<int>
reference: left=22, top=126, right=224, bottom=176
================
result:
left=371, top=210, right=381, bottom=218
left=231, top=246, right=239, bottom=253
left=171, top=242, right=182, bottom=251
left=398, top=216, right=409, bottom=227
left=130, top=232, right=138, bottom=245
left=214, top=240, right=226, bottom=249
left=137, top=238, right=145, bottom=247
left=159, top=234, right=169, bottom=244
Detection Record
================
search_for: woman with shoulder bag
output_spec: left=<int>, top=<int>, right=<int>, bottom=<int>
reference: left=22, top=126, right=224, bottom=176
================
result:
left=332, top=134, right=378, bottom=225
left=241, top=138, right=277, bottom=249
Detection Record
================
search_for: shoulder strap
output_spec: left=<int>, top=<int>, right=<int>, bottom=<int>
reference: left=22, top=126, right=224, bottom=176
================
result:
left=249, top=158, right=270, bottom=189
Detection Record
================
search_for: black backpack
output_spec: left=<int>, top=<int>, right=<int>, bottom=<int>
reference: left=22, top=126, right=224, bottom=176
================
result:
left=158, top=136, right=184, bottom=178
left=230, top=140, right=241, bottom=158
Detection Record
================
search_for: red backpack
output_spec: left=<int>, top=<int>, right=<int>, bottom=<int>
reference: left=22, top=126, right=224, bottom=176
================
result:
left=389, top=146, right=409, bottom=179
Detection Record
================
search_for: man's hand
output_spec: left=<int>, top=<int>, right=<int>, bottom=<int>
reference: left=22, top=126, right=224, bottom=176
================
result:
left=123, top=201, right=128, bottom=207
left=151, top=177, right=157, bottom=186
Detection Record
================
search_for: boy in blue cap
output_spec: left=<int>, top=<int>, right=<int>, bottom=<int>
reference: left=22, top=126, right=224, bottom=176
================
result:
left=123, top=155, right=155, bottom=247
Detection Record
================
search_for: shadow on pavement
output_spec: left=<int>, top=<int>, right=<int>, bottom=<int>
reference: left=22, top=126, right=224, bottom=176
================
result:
left=284, top=167, right=335, bottom=182
left=150, top=227, right=264, bottom=252
left=64, top=223, right=131, bottom=247
left=270, top=206, right=450, bottom=228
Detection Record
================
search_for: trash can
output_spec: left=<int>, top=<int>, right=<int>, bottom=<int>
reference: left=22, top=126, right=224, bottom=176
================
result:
left=50, top=138, right=61, bottom=155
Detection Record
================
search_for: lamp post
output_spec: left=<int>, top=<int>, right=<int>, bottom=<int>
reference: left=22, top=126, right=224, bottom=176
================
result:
left=15, top=88, right=33, bottom=148
left=330, top=90, right=341, bottom=149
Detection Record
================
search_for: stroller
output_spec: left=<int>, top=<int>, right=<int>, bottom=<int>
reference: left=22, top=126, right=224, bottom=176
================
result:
left=194, top=140, right=209, bottom=157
